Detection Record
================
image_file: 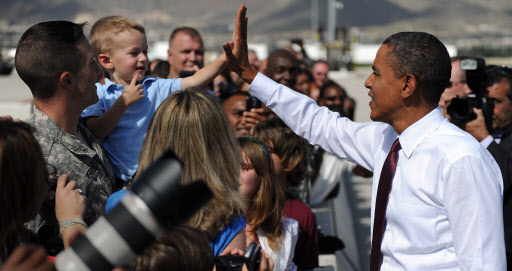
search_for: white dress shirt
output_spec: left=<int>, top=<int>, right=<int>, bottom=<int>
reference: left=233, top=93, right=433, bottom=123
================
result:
left=258, top=218, right=299, bottom=271
left=248, top=73, right=506, bottom=270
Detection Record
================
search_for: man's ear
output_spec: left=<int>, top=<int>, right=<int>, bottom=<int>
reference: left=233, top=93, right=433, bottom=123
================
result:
left=98, top=54, right=113, bottom=70
left=59, top=71, right=74, bottom=91
left=167, top=49, right=172, bottom=62
left=401, top=74, right=417, bottom=99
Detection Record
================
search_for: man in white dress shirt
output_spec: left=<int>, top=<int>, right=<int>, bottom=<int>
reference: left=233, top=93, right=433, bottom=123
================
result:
left=224, top=5, right=506, bottom=270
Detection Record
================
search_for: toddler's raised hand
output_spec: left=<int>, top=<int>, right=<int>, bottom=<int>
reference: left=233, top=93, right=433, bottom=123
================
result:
left=121, top=73, right=145, bottom=106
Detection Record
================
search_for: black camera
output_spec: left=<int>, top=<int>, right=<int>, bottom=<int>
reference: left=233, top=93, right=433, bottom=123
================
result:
left=56, top=149, right=213, bottom=271
left=215, top=242, right=261, bottom=271
left=447, top=57, right=494, bottom=131
left=246, top=96, right=262, bottom=112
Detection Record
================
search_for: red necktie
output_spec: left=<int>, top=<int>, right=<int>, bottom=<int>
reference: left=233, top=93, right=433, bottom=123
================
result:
left=370, top=138, right=401, bottom=271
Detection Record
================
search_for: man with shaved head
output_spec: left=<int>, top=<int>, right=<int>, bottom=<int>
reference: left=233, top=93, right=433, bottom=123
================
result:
left=265, top=49, right=299, bottom=89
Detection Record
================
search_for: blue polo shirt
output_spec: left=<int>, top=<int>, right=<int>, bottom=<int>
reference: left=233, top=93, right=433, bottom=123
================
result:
left=82, top=76, right=182, bottom=180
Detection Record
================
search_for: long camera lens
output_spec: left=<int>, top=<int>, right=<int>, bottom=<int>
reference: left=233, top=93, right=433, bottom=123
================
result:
left=56, top=149, right=212, bottom=271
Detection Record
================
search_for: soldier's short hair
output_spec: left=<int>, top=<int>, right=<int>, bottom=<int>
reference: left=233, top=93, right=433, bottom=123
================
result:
left=15, top=21, right=87, bottom=99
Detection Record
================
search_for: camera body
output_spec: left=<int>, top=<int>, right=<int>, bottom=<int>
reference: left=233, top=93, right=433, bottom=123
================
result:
left=246, top=96, right=262, bottom=112
left=215, top=242, right=261, bottom=271
left=447, top=57, right=494, bottom=131
left=56, top=149, right=213, bottom=271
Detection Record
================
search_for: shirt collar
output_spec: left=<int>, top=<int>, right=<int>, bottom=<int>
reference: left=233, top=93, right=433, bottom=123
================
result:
left=398, top=107, right=445, bottom=159
left=32, top=107, right=97, bottom=157
left=103, top=76, right=155, bottom=91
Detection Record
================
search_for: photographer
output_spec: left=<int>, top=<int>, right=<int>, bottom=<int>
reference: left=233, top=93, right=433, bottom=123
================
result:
left=439, top=56, right=472, bottom=118
left=462, top=65, right=512, bottom=266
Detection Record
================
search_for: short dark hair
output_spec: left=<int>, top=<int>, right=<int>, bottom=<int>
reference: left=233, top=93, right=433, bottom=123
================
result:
left=250, top=118, right=308, bottom=187
left=383, top=32, right=451, bottom=106
left=150, top=61, right=170, bottom=78
left=485, top=65, right=512, bottom=101
left=15, top=21, right=87, bottom=99
left=221, top=90, right=250, bottom=105
left=319, top=80, right=347, bottom=99
left=266, top=49, right=297, bottom=73
left=169, top=27, right=203, bottom=49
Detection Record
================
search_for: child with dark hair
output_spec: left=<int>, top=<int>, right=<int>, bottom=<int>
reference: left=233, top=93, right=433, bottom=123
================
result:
left=250, top=118, right=319, bottom=270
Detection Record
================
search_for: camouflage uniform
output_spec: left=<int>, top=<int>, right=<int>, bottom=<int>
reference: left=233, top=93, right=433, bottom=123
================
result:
left=25, top=107, right=116, bottom=255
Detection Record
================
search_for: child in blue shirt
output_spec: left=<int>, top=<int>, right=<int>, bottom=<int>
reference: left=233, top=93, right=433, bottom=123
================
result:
left=81, top=16, right=226, bottom=181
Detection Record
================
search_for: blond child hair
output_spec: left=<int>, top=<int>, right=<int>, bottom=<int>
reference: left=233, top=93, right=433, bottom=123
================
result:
left=89, top=16, right=145, bottom=64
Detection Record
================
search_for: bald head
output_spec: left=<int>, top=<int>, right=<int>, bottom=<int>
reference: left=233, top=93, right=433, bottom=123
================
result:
left=265, top=49, right=298, bottom=88
left=311, top=61, right=329, bottom=87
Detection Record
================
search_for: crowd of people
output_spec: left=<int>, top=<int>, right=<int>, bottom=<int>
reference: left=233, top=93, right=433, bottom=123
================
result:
left=0, top=3, right=510, bottom=271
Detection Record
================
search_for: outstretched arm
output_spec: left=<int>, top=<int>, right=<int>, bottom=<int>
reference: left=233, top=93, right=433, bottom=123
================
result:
left=222, top=4, right=378, bottom=170
left=181, top=54, right=227, bottom=90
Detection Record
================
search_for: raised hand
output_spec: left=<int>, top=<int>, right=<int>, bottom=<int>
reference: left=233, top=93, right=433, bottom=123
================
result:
left=464, top=108, right=490, bottom=141
left=223, top=4, right=258, bottom=83
left=243, top=108, right=267, bottom=128
left=121, top=73, right=145, bottom=106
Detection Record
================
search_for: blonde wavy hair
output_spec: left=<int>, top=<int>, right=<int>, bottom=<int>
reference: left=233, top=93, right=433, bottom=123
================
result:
left=238, top=137, right=285, bottom=251
left=137, top=89, right=244, bottom=238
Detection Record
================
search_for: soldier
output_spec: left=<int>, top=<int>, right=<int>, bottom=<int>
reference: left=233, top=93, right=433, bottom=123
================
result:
left=15, top=21, right=116, bottom=255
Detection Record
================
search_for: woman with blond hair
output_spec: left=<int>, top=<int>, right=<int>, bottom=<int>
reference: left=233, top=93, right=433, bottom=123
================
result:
left=238, top=136, right=298, bottom=271
left=106, top=88, right=246, bottom=256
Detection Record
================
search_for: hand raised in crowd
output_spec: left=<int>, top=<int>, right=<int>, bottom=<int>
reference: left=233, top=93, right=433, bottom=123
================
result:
left=0, top=245, right=54, bottom=271
left=121, top=73, right=145, bottom=107
left=223, top=4, right=258, bottom=84
left=464, top=108, right=490, bottom=142
left=243, top=108, right=267, bottom=127
left=55, top=174, right=87, bottom=248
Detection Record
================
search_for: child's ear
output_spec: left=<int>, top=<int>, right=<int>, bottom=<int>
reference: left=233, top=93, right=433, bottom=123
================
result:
left=98, top=54, right=113, bottom=70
